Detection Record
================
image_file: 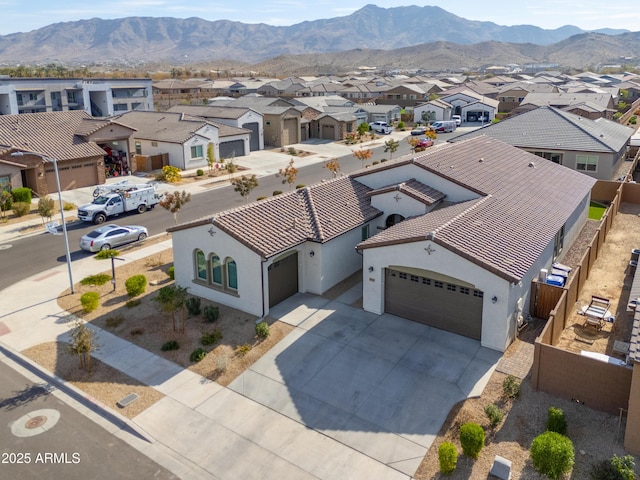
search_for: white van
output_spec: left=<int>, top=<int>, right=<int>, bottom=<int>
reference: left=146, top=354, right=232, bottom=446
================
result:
left=431, top=120, right=457, bottom=133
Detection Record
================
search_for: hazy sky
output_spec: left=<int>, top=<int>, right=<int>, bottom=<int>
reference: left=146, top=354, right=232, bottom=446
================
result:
left=0, top=1, right=637, bottom=36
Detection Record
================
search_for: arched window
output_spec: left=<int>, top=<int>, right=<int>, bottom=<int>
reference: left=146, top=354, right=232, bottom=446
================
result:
left=385, top=214, right=405, bottom=228
left=210, top=254, right=222, bottom=286
left=226, top=258, right=238, bottom=290
left=195, top=249, right=207, bottom=281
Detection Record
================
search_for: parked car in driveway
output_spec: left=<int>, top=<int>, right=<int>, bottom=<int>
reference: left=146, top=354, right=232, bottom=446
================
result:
left=411, top=126, right=427, bottom=135
left=80, top=224, right=148, bottom=252
left=451, top=115, right=462, bottom=126
left=369, top=121, right=393, bottom=134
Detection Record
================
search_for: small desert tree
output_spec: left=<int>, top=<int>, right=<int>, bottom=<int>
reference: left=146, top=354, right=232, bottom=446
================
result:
left=37, top=196, right=55, bottom=225
left=226, top=159, right=237, bottom=180
left=206, top=143, right=216, bottom=175
left=357, top=121, right=370, bottom=138
left=155, top=284, right=189, bottom=333
left=0, top=190, right=11, bottom=220
left=231, top=174, right=259, bottom=204
left=384, top=139, right=400, bottom=161
left=352, top=148, right=372, bottom=169
left=67, top=319, right=99, bottom=371
left=324, top=158, right=341, bottom=178
left=276, top=158, right=298, bottom=190
left=159, top=190, right=192, bottom=224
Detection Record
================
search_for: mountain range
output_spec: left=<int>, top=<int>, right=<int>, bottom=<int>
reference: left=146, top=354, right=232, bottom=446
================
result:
left=0, top=4, right=636, bottom=72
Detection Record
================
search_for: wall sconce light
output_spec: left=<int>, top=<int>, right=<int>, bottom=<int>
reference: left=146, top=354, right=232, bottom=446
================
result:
left=309, top=251, right=315, bottom=257
left=368, top=266, right=374, bottom=272
left=492, top=296, right=498, bottom=304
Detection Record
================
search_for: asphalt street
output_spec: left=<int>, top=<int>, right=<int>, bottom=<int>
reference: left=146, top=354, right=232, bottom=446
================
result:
left=0, top=359, right=178, bottom=480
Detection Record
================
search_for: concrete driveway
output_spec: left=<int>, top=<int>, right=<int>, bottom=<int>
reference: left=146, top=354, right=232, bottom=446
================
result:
left=228, top=292, right=501, bottom=477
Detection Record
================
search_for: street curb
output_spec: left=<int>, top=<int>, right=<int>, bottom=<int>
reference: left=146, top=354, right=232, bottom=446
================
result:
left=0, top=341, right=154, bottom=444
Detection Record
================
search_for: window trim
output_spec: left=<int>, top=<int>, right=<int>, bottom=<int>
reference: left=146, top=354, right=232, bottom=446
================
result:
left=576, top=154, right=598, bottom=172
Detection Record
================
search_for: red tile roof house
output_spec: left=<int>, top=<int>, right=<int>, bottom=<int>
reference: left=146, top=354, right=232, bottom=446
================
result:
left=168, top=136, right=595, bottom=351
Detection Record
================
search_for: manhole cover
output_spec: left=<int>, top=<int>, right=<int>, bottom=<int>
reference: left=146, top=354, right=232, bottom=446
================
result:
left=11, top=409, right=60, bottom=437
left=25, top=415, right=47, bottom=429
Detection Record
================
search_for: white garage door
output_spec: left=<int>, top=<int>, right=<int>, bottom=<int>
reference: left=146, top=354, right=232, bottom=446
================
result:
left=385, top=268, right=483, bottom=340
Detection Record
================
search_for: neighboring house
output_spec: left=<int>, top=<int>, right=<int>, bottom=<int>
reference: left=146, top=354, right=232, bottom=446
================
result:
left=210, top=96, right=302, bottom=147
left=515, top=92, right=616, bottom=119
left=413, top=98, right=453, bottom=123
left=359, top=104, right=402, bottom=124
left=168, top=136, right=595, bottom=352
left=376, top=84, right=428, bottom=107
left=439, top=90, right=498, bottom=122
left=167, top=105, right=264, bottom=152
left=116, top=111, right=250, bottom=170
left=312, top=111, right=358, bottom=140
left=0, top=111, right=135, bottom=194
left=497, top=82, right=560, bottom=113
left=0, top=77, right=153, bottom=117
left=449, top=106, right=634, bottom=181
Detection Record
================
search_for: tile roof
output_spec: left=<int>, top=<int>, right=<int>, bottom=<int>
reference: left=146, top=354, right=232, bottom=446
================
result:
left=73, top=117, right=136, bottom=137
left=357, top=136, right=596, bottom=283
left=115, top=111, right=219, bottom=143
left=0, top=111, right=107, bottom=161
left=367, top=179, right=446, bottom=206
left=521, top=92, right=613, bottom=108
left=168, top=177, right=382, bottom=258
left=167, top=105, right=253, bottom=120
left=449, top=106, right=633, bottom=154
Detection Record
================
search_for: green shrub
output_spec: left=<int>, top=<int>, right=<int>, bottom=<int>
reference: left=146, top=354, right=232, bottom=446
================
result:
left=546, top=407, right=568, bottom=435
left=484, top=403, right=504, bottom=429
left=257, top=196, right=267, bottom=201
left=190, top=347, right=207, bottom=362
left=629, top=116, right=637, bottom=125
left=438, top=441, right=458, bottom=475
left=502, top=374, right=520, bottom=399
left=37, top=197, right=55, bottom=220
left=591, top=459, right=624, bottom=480
left=236, top=343, right=252, bottom=356
left=295, top=184, right=306, bottom=189
left=530, top=431, right=574, bottom=480
left=255, top=321, right=270, bottom=339
left=62, top=201, right=76, bottom=211
left=613, top=112, right=623, bottom=120
left=196, top=169, right=204, bottom=176
left=380, top=158, right=388, bottom=162
left=288, top=147, right=297, bottom=155
left=372, top=160, right=379, bottom=165
left=161, top=340, right=180, bottom=351
left=185, top=297, right=201, bottom=316
left=611, top=454, right=636, bottom=480
left=200, top=329, right=222, bottom=346
left=397, top=120, right=405, bottom=130
left=105, top=314, right=124, bottom=328
left=11, top=187, right=32, bottom=204
left=167, top=265, right=175, bottom=280
left=80, top=273, right=111, bottom=286
left=80, top=291, right=100, bottom=313
left=95, top=249, right=119, bottom=260
left=203, top=305, right=219, bottom=322
left=157, top=165, right=182, bottom=183
left=459, top=422, right=484, bottom=459
left=12, top=202, right=31, bottom=217
left=124, top=274, right=147, bottom=297
left=272, top=190, right=283, bottom=196
left=126, top=299, right=141, bottom=308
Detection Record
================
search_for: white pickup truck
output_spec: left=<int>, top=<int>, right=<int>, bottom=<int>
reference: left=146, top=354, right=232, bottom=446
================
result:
left=78, top=183, right=160, bottom=224
left=369, top=121, right=393, bottom=134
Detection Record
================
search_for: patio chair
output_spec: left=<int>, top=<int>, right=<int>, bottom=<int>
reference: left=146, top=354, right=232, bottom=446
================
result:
left=583, top=295, right=610, bottom=331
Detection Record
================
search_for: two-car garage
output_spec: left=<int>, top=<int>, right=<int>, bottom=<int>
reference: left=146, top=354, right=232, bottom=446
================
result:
left=384, top=267, right=483, bottom=340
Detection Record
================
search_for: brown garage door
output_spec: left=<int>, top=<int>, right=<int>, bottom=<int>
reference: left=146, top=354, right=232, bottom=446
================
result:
left=321, top=124, right=336, bottom=140
left=385, top=268, right=483, bottom=340
left=268, top=252, right=299, bottom=307
left=45, top=159, right=98, bottom=192
left=282, top=118, right=298, bottom=146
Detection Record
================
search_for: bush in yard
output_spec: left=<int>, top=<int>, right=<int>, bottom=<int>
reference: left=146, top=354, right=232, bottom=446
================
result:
left=484, top=403, right=504, bottom=429
left=185, top=297, right=201, bottom=316
left=295, top=184, right=306, bottom=189
left=157, top=165, right=182, bottom=183
left=397, top=120, right=405, bottom=130
left=236, top=344, right=252, bottom=356
left=11, top=187, right=32, bottom=204
left=124, top=274, right=147, bottom=298
left=200, top=330, right=222, bottom=346
left=591, top=459, right=626, bottom=480
left=546, top=406, right=568, bottom=435
left=196, top=169, right=204, bottom=176
left=257, top=196, right=267, bottom=201
left=255, top=321, right=270, bottom=339
left=438, top=441, right=458, bottom=475
left=167, top=266, right=175, bottom=280
left=63, top=201, right=76, bottom=211
left=80, top=291, right=100, bottom=313
left=272, top=190, right=283, bottom=196
left=530, top=431, right=574, bottom=480
left=190, top=347, right=207, bottom=363
left=203, top=305, right=219, bottom=322
left=161, top=340, right=180, bottom=351
left=12, top=202, right=30, bottom=217
left=105, top=314, right=124, bottom=328
left=80, top=273, right=111, bottom=286
left=610, top=455, right=636, bottom=480
left=37, top=197, right=55, bottom=223
left=95, top=249, right=119, bottom=260
left=502, top=374, right=520, bottom=399
left=459, top=422, right=484, bottom=459
left=126, top=299, right=141, bottom=308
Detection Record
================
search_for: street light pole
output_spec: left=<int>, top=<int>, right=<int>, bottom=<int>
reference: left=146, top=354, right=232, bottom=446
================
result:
left=11, top=150, right=74, bottom=294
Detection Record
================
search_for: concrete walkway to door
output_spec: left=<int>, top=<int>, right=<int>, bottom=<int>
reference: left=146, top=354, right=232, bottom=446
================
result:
left=228, top=289, right=502, bottom=477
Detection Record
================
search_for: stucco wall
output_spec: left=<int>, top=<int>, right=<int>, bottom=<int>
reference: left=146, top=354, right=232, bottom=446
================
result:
left=625, top=362, right=640, bottom=454
left=370, top=191, right=435, bottom=220
left=171, top=225, right=264, bottom=317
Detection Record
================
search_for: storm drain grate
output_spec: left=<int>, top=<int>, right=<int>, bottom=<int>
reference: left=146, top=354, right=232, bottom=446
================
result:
left=117, top=393, right=138, bottom=408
